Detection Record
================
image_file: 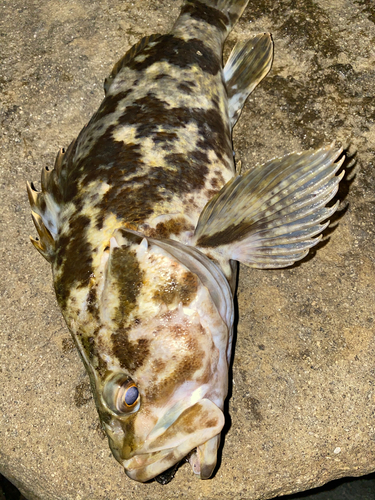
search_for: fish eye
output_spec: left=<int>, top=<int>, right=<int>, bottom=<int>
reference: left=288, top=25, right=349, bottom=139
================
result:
left=116, top=381, right=140, bottom=413
left=102, top=374, right=141, bottom=415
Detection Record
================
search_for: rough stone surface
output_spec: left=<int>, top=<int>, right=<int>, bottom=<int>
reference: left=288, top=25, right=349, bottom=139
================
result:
left=0, top=0, right=374, bottom=499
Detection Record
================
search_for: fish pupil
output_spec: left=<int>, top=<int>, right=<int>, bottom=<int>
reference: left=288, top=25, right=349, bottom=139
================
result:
left=125, top=386, right=139, bottom=406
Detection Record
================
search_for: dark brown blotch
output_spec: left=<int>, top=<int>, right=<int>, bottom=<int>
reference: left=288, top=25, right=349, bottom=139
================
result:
left=87, top=285, right=99, bottom=320
left=197, top=214, right=272, bottom=248
left=97, top=183, right=158, bottom=227
left=164, top=152, right=209, bottom=192
left=152, top=130, right=179, bottom=145
left=146, top=333, right=204, bottom=403
left=124, top=35, right=221, bottom=76
left=154, top=73, right=169, bottom=81
left=117, top=93, right=171, bottom=139
left=180, top=0, right=229, bottom=32
left=54, top=215, right=93, bottom=310
left=57, top=122, right=145, bottom=214
left=109, top=246, right=144, bottom=325
left=205, top=188, right=220, bottom=199
left=96, top=156, right=208, bottom=227
left=177, top=81, right=196, bottom=94
left=83, top=133, right=143, bottom=188
left=147, top=216, right=194, bottom=239
left=117, top=228, right=143, bottom=245
left=214, top=169, right=225, bottom=186
left=153, top=271, right=198, bottom=307
left=210, top=176, right=221, bottom=189
left=151, top=358, right=167, bottom=375
left=80, top=334, right=108, bottom=377
left=111, top=328, right=150, bottom=374
left=93, top=89, right=133, bottom=119
left=195, top=106, right=229, bottom=162
left=116, top=92, right=217, bottom=143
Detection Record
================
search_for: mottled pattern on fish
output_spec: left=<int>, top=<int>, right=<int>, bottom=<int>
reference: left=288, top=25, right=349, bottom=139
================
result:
left=27, top=0, right=344, bottom=483
left=56, top=5, right=235, bottom=402
left=50, top=7, right=246, bottom=313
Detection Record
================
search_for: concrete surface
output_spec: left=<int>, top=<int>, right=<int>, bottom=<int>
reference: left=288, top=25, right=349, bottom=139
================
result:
left=0, top=0, right=375, bottom=499
left=283, top=473, right=375, bottom=499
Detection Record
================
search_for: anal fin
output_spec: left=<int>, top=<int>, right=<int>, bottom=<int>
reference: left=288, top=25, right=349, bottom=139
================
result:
left=193, top=145, right=344, bottom=269
left=224, top=33, right=273, bottom=127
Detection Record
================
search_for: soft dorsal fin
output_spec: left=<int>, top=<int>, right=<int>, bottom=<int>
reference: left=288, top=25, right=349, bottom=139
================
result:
left=104, top=34, right=162, bottom=95
left=224, top=33, right=273, bottom=127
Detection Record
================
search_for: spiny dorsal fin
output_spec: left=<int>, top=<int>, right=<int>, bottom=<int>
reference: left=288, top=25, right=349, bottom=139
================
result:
left=193, top=145, right=345, bottom=269
left=224, top=33, right=273, bottom=127
left=29, top=211, right=55, bottom=263
left=27, top=144, right=75, bottom=262
left=104, top=34, right=162, bottom=95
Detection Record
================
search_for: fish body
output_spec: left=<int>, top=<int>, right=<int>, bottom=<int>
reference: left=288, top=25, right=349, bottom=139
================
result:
left=27, top=0, right=344, bottom=483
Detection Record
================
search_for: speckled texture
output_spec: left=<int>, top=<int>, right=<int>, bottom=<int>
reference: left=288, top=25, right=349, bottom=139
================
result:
left=0, top=0, right=374, bottom=499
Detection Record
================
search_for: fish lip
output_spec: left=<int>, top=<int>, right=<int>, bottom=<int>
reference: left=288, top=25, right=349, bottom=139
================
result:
left=123, top=448, right=180, bottom=482
left=123, top=445, right=214, bottom=483
left=121, top=399, right=224, bottom=482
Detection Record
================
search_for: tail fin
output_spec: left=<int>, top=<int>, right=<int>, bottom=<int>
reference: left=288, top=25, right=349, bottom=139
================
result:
left=176, top=0, right=250, bottom=37
left=213, top=0, right=250, bottom=30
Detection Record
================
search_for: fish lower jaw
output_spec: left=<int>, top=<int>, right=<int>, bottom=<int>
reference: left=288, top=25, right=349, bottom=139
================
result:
left=122, top=443, right=218, bottom=482
left=123, top=448, right=177, bottom=483
left=122, top=429, right=222, bottom=482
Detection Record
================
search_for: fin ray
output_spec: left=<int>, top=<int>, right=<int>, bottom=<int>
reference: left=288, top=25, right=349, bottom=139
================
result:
left=194, top=145, right=344, bottom=269
left=224, top=34, right=273, bottom=127
left=27, top=147, right=68, bottom=261
left=30, top=211, right=55, bottom=262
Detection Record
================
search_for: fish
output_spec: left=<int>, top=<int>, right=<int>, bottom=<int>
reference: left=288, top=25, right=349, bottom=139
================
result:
left=27, top=0, right=344, bottom=484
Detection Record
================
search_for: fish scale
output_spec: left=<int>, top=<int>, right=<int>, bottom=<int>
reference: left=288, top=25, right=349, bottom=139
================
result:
left=27, top=0, right=344, bottom=483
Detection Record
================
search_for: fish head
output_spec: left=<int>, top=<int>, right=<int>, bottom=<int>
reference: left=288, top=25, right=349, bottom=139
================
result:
left=74, top=229, right=233, bottom=482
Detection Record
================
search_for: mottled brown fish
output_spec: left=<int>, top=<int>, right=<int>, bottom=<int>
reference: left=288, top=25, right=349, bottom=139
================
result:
left=27, top=0, right=344, bottom=483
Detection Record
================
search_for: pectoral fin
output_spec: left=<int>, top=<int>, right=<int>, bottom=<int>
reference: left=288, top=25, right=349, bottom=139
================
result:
left=193, top=145, right=344, bottom=269
left=224, top=33, right=273, bottom=127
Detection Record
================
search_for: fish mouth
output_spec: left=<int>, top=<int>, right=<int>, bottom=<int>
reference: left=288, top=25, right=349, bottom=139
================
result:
left=122, top=399, right=224, bottom=482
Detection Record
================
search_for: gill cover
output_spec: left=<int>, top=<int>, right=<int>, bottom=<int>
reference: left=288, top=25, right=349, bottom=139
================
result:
left=113, top=228, right=234, bottom=342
